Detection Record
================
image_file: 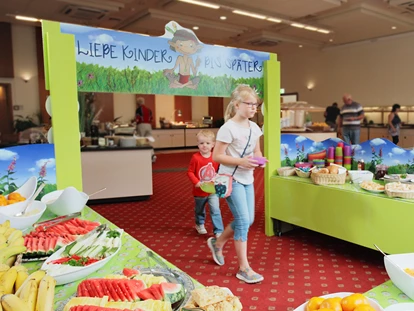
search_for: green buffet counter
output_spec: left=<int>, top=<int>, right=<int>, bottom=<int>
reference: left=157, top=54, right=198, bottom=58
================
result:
left=20, top=205, right=413, bottom=310
left=269, top=176, right=414, bottom=254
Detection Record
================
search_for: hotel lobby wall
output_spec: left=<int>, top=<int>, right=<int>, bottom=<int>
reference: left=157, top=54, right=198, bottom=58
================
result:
left=280, top=31, right=414, bottom=123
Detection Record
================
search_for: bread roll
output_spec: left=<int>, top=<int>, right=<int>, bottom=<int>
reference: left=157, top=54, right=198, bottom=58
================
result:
left=328, top=166, right=339, bottom=174
left=318, top=168, right=329, bottom=174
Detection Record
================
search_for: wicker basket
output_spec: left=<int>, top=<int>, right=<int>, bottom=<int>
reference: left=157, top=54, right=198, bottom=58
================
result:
left=277, top=167, right=296, bottom=177
left=295, top=168, right=311, bottom=178
left=311, top=172, right=347, bottom=185
left=385, top=190, right=414, bottom=199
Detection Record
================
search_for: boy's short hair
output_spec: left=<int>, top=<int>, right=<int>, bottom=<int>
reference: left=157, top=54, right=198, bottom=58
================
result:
left=197, top=129, right=215, bottom=141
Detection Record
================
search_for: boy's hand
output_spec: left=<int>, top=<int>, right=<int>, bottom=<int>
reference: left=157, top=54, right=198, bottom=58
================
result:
left=195, top=182, right=202, bottom=188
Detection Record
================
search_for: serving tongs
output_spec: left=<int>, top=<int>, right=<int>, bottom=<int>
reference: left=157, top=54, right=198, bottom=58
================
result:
left=146, top=250, right=176, bottom=277
left=33, top=212, right=82, bottom=231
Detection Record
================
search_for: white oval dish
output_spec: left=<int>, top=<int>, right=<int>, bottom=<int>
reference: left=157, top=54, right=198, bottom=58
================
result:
left=384, top=303, right=414, bottom=311
left=41, top=228, right=123, bottom=285
left=293, top=292, right=384, bottom=311
left=0, top=177, right=38, bottom=215
left=0, top=200, right=46, bottom=230
left=41, top=187, right=89, bottom=216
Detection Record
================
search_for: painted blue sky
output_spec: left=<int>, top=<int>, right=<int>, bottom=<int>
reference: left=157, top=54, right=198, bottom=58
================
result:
left=60, top=22, right=270, bottom=79
left=0, top=145, right=56, bottom=187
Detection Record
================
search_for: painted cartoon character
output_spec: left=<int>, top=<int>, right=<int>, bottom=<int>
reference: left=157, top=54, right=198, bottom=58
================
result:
left=163, top=27, right=203, bottom=89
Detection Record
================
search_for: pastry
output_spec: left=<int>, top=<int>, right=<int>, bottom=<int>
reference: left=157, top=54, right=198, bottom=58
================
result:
left=318, top=168, right=329, bottom=174
left=328, top=166, right=339, bottom=174
left=191, top=286, right=229, bottom=307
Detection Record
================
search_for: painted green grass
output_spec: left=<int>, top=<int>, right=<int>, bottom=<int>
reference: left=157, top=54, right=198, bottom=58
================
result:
left=76, top=62, right=264, bottom=97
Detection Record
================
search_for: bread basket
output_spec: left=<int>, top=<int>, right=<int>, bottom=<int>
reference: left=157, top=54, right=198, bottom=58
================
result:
left=385, top=182, right=414, bottom=199
left=295, top=168, right=311, bottom=178
left=311, top=166, right=347, bottom=185
left=277, top=167, right=296, bottom=177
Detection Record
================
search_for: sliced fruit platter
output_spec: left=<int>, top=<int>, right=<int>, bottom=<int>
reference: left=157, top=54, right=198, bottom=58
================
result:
left=23, top=218, right=101, bottom=261
left=41, top=224, right=123, bottom=285
left=61, top=267, right=191, bottom=311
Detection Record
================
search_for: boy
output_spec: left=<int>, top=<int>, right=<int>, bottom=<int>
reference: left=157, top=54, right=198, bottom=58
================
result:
left=187, top=130, right=224, bottom=237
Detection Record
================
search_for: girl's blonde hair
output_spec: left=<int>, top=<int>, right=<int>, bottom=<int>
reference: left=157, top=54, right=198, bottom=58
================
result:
left=224, top=84, right=260, bottom=122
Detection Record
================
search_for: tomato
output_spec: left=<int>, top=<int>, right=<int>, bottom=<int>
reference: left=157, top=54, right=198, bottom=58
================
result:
left=341, top=294, right=370, bottom=311
left=306, top=297, right=326, bottom=311
left=320, top=297, right=343, bottom=311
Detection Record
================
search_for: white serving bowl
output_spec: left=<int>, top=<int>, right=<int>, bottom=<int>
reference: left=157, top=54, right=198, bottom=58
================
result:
left=293, top=292, right=383, bottom=311
left=384, top=254, right=414, bottom=301
left=41, top=187, right=88, bottom=216
left=0, top=200, right=46, bottom=230
left=0, top=177, right=38, bottom=214
left=348, top=170, right=374, bottom=183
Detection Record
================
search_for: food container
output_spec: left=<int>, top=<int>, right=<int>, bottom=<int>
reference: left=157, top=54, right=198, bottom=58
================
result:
left=295, top=168, right=311, bottom=178
left=41, top=187, right=89, bottom=216
left=384, top=182, right=414, bottom=199
left=294, top=162, right=312, bottom=169
left=0, top=201, right=46, bottom=230
left=384, top=253, right=414, bottom=301
left=348, top=170, right=374, bottom=183
left=277, top=167, right=296, bottom=177
left=311, top=166, right=347, bottom=185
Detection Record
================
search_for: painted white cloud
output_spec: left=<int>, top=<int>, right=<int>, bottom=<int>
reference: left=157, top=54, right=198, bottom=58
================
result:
left=394, top=159, right=401, bottom=164
left=295, top=136, right=307, bottom=143
left=392, top=147, right=406, bottom=155
left=0, top=150, right=18, bottom=161
left=88, top=34, right=124, bottom=46
left=61, top=23, right=96, bottom=34
left=330, top=137, right=342, bottom=142
left=312, top=142, right=324, bottom=149
left=239, top=53, right=253, bottom=62
left=28, top=168, right=36, bottom=173
left=352, top=145, right=362, bottom=151
left=36, top=158, right=56, bottom=169
left=370, top=138, right=386, bottom=146
left=281, top=143, right=289, bottom=151
left=360, top=150, right=366, bottom=155
left=308, top=147, right=315, bottom=153
left=411, top=149, right=414, bottom=156
left=388, top=152, right=393, bottom=158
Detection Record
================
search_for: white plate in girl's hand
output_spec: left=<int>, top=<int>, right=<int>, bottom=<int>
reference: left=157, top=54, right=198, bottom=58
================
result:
left=293, top=292, right=384, bottom=311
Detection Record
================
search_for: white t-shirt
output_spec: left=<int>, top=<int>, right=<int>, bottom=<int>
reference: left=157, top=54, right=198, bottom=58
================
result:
left=216, top=119, right=263, bottom=185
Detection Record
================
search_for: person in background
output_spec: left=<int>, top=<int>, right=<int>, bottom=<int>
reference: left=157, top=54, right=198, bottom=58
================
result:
left=388, top=104, right=401, bottom=145
left=207, top=84, right=266, bottom=284
left=187, top=130, right=224, bottom=237
left=338, top=94, right=364, bottom=145
left=324, top=102, right=340, bottom=128
left=135, top=97, right=156, bottom=162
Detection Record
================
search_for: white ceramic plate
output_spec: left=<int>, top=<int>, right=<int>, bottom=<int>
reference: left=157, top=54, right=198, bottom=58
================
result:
left=384, top=303, right=414, bottom=311
left=360, top=186, right=385, bottom=193
left=293, top=292, right=384, bottom=311
left=41, top=229, right=123, bottom=285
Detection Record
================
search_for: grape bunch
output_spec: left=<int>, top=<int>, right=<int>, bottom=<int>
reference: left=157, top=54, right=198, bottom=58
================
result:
left=215, top=184, right=227, bottom=197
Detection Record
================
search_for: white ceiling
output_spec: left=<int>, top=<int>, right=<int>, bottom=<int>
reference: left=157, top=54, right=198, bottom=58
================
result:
left=1, top=0, right=414, bottom=55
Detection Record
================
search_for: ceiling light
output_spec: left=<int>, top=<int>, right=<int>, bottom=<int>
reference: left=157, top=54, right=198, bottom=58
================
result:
left=391, top=26, right=397, bottom=30
left=232, top=10, right=266, bottom=20
left=15, top=15, right=40, bottom=22
left=220, top=16, right=227, bottom=20
left=317, top=29, right=330, bottom=34
left=193, top=26, right=199, bottom=30
left=291, top=23, right=305, bottom=28
left=178, top=0, right=220, bottom=9
left=56, top=0, right=124, bottom=12
left=267, top=18, right=282, bottom=23
left=299, top=45, right=303, bottom=48
left=329, top=39, right=333, bottom=42
left=305, top=26, right=317, bottom=31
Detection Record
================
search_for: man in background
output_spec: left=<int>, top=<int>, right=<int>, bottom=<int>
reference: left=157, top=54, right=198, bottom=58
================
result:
left=324, top=102, right=340, bottom=128
left=338, top=94, right=364, bottom=145
left=135, top=97, right=156, bottom=162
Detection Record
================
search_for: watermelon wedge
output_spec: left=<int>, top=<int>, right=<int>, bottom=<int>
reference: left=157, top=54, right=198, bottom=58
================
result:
left=161, top=283, right=185, bottom=304
left=123, top=268, right=140, bottom=278
left=70, top=306, right=144, bottom=311
left=78, top=279, right=146, bottom=302
left=136, top=288, right=156, bottom=301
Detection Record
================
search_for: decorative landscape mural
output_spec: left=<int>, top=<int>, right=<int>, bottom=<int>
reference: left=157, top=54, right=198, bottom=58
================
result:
left=60, top=21, right=270, bottom=97
left=281, top=134, right=414, bottom=173
left=0, top=145, right=57, bottom=198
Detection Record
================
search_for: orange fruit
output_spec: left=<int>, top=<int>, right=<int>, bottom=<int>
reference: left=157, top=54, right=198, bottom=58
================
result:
left=341, top=293, right=370, bottom=311
left=8, top=192, right=23, bottom=200
left=306, top=297, right=326, bottom=311
left=319, top=309, right=336, bottom=311
left=7, top=200, right=18, bottom=205
left=354, top=305, right=376, bottom=311
left=320, top=297, right=343, bottom=311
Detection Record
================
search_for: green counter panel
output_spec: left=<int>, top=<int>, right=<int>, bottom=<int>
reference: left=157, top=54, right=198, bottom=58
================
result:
left=269, top=176, right=414, bottom=254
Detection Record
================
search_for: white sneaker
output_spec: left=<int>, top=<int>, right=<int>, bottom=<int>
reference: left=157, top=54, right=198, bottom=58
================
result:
left=215, top=232, right=222, bottom=238
left=195, top=224, right=207, bottom=234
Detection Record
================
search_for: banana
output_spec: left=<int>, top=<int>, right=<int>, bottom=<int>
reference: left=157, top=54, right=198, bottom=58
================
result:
left=20, top=279, right=38, bottom=311
left=9, top=237, right=24, bottom=247
left=0, top=236, right=6, bottom=245
left=5, top=256, right=15, bottom=268
left=35, top=275, right=56, bottom=311
left=15, top=270, right=46, bottom=297
left=6, top=230, right=22, bottom=245
left=3, top=228, right=16, bottom=239
left=2, top=221, right=10, bottom=230
left=0, top=264, right=9, bottom=279
left=0, top=226, right=7, bottom=236
left=0, top=245, right=26, bottom=265
left=13, top=265, right=27, bottom=273
left=1, top=294, right=29, bottom=311
left=0, top=267, right=17, bottom=294
left=0, top=244, right=8, bottom=251
left=15, top=270, right=29, bottom=292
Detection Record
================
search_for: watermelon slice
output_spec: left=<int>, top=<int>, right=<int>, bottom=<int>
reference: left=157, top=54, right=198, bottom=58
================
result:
left=161, top=283, right=185, bottom=304
left=70, top=306, right=144, bottom=311
left=149, top=284, right=164, bottom=301
left=123, top=268, right=140, bottom=278
left=136, top=288, right=156, bottom=301
left=78, top=279, right=146, bottom=302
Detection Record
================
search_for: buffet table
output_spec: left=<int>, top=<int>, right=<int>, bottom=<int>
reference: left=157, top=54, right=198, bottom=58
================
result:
left=23, top=207, right=201, bottom=311
left=269, top=176, right=414, bottom=254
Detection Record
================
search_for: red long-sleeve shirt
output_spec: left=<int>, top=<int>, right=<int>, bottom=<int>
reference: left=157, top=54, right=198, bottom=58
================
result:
left=187, top=152, right=219, bottom=197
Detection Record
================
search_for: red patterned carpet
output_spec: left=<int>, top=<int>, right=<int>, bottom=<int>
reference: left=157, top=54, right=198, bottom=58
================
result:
left=91, top=152, right=389, bottom=310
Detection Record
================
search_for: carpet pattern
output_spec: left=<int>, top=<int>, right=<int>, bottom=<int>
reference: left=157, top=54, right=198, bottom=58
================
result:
left=91, top=152, right=389, bottom=310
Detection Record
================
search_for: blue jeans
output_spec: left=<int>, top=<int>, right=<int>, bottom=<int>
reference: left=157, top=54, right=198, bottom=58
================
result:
left=194, top=194, right=224, bottom=234
left=226, top=181, right=255, bottom=242
left=342, top=127, right=360, bottom=145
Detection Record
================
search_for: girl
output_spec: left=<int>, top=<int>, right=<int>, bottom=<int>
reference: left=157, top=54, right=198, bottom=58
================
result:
left=388, top=103, right=401, bottom=145
left=207, top=84, right=266, bottom=284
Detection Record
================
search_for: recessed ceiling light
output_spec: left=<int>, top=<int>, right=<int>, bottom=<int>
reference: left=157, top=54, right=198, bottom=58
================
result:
left=15, top=15, right=40, bottom=22
left=317, top=29, right=330, bottom=34
left=299, top=45, right=303, bottom=48
left=267, top=18, right=282, bottom=23
left=329, top=39, right=333, bottom=42
left=178, top=0, right=220, bottom=9
left=193, top=26, right=199, bottom=30
left=232, top=10, right=266, bottom=20
left=304, top=26, right=318, bottom=31
left=291, top=23, right=305, bottom=28
left=392, top=26, right=397, bottom=30
left=220, top=16, right=227, bottom=20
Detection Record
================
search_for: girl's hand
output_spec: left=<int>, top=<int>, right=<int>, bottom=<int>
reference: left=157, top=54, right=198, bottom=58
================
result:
left=195, top=182, right=202, bottom=188
left=240, top=156, right=259, bottom=169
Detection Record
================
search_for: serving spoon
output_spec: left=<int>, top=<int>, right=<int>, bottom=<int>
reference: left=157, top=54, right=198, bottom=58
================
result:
left=374, top=243, right=404, bottom=270
left=14, top=183, right=46, bottom=217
